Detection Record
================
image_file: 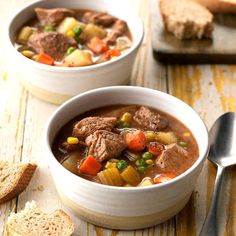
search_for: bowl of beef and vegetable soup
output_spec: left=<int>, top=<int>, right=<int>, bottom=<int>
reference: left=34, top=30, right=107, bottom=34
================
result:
left=45, top=86, right=209, bottom=229
left=7, top=0, right=143, bottom=104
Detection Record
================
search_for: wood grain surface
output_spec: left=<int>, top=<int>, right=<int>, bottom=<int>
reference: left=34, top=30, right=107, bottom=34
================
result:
left=152, top=0, right=236, bottom=64
left=0, top=0, right=236, bottom=235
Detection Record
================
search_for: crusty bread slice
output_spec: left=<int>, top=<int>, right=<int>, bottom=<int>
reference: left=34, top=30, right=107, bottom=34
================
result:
left=194, top=0, right=236, bottom=13
left=0, top=161, right=37, bottom=204
left=160, top=0, right=214, bottom=39
left=6, top=201, right=74, bottom=236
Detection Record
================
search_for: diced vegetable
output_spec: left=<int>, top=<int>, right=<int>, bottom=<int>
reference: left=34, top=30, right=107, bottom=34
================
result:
left=66, top=47, right=76, bottom=56
left=145, top=131, right=157, bottom=142
left=35, top=53, right=54, bottom=65
left=21, top=50, right=34, bottom=59
left=79, top=155, right=102, bottom=175
left=120, top=112, right=132, bottom=124
left=104, top=49, right=121, bottom=58
left=67, top=137, right=79, bottom=145
left=121, top=165, right=140, bottom=186
left=139, top=177, right=153, bottom=187
left=142, top=152, right=153, bottom=160
left=62, top=154, right=79, bottom=175
left=145, top=159, right=154, bottom=165
left=183, top=132, right=191, bottom=137
left=18, top=26, right=33, bottom=42
left=97, top=167, right=123, bottom=186
left=105, top=160, right=118, bottom=169
left=115, top=38, right=131, bottom=51
left=137, top=166, right=146, bottom=174
left=57, top=17, right=85, bottom=34
left=155, top=132, right=178, bottom=145
left=44, top=25, right=55, bottom=32
left=179, top=141, right=188, bottom=148
left=80, top=23, right=107, bottom=42
left=64, top=49, right=93, bottom=67
left=118, top=122, right=130, bottom=128
left=153, top=173, right=176, bottom=184
left=116, top=160, right=128, bottom=171
left=125, top=130, right=146, bottom=151
left=73, top=25, right=82, bottom=42
left=87, top=37, right=108, bottom=54
left=147, top=142, right=164, bottom=156
left=66, top=30, right=75, bottom=38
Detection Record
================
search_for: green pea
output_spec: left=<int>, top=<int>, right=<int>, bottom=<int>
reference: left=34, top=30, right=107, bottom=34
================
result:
left=137, top=166, right=146, bottom=174
left=179, top=141, right=188, bottom=148
left=66, top=47, right=76, bottom=56
left=142, top=152, right=153, bottom=160
left=135, top=159, right=146, bottom=166
left=44, top=25, right=55, bottom=32
left=116, top=160, right=128, bottom=171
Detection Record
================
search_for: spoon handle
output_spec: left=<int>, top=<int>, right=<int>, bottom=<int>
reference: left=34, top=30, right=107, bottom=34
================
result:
left=199, top=165, right=225, bottom=236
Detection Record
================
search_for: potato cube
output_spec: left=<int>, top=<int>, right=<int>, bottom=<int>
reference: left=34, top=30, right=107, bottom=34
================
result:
left=80, top=23, right=107, bottom=42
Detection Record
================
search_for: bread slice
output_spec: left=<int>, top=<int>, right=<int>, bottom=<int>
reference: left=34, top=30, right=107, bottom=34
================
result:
left=160, top=0, right=214, bottom=39
left=6, top=201, right=74, bottom=236
left=0, top=161, right=37, bottom=204
left=194, top=0, right=236, bottom=13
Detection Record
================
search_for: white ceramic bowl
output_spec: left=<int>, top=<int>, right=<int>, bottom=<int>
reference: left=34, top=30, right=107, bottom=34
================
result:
left=45, top=86, right=209, bottom=230
left=7, top=0, right=143, bottom=104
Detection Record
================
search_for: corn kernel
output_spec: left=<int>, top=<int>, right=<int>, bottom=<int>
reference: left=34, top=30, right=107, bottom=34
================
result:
left=105, top=162, right=117, bottom=169
left=67, top=137, right=79, bottom=144
left=183, top=132, right=191, bottom=137
left=21, top=50, right=34, bottom=58
left=32, top=55, right=39, bottom=61
left=66, top=30, right=75, bottom=38
left=120, top=112, right=132, bottom=123
left=145, top=159, right=154, bottom=165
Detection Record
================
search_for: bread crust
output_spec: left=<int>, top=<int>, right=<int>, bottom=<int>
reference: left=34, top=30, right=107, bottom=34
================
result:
left=0, top=161, right=37, bottom=204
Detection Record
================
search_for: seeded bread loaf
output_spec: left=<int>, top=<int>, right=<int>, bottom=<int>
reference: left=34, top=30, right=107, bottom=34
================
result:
left=160, top=0, right=214, bottom=39
left=0, top=161, right=37, bottom=204
left=6, top=201, right=74, bottom=236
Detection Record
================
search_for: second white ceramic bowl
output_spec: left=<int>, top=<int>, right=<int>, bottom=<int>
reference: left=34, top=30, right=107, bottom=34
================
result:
left=7, top=0, right=143, bottom=104
left=45, top=86, right=209, bottom=230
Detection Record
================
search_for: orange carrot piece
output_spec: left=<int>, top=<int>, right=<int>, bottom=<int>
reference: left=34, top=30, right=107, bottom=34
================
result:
left=36, top=53, right=54, bottom=65
left=147, top=142, right=164, bottom=156
left=79, top=155, right=102, bottom=176
left=105, top=49, right=121, bottom=57
left=153, top=173, right=176, bottom=184
left=125, top=130, right=146, bottom=151
left=87, top=37, right=108, bottom=54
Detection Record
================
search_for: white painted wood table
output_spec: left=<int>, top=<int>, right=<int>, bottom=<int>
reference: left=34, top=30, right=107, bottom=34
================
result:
left=0, top=0, right=236, bottom=235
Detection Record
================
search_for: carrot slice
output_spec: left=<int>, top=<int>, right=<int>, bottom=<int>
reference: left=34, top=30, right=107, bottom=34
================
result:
left=153, top=173, right=177, bottom=184
left=35, top=53, right=54, bottom=65
left=105, top=49, right=121, bottom=57
left=87, top=37, right=108, bottom=54
left=125, top=130, right=146, bottom=151
left=79, top=155, right=102, bottom=176
left=147, top=142, right=164, bottom=156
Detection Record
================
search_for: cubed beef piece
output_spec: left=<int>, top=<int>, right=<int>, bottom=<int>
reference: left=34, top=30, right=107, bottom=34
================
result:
left=35, top=8, right=75, bottom=26
left=82, top=12, right=116, bottom=26
left=104, top=20, right=128, bottom=44
left=28, top=32, right=77, bottom=61
left=133, top=106, right=168, bottom=131
left=85, top=130, right=127, bottom=162
left=156, top=143, right=190, bottom=175
left=72, top=117, right=117, bottom=139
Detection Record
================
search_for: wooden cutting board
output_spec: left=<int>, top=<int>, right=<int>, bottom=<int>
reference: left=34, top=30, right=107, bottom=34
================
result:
left=151, top=0, right=236, bottom=64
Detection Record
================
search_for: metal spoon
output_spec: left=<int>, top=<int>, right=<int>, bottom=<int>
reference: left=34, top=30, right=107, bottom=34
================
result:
left=199, top=112, right=236, bottom=236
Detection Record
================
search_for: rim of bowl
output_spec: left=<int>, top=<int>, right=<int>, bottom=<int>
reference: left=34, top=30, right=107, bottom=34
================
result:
left=7, top=0, right=144, bottom=73
left=45, top=86, right=209, bottom=192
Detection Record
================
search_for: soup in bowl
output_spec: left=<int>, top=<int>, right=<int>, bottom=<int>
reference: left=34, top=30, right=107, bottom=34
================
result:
left=45, top=86, right=209, bottom=229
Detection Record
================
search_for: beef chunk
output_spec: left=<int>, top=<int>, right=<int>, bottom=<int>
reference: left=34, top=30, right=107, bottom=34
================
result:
left=72, top=117, right=117, bottom=139
left=104, top=20, right=128, bottom=44
left=85, top=130, right=126, bottom=162
left=35, top=8, right=75, bottom=26
left=28, top=32, right=77, bottom=61
left=82, top=12, right=116, bottom=26
left=133, top=106, right=168, bottom=131
left=156, top=144, right=190, bottom=175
